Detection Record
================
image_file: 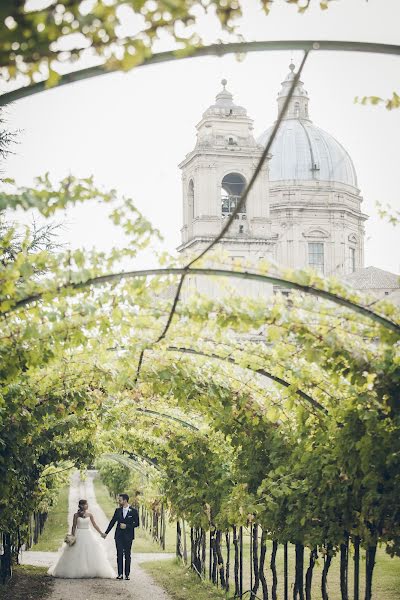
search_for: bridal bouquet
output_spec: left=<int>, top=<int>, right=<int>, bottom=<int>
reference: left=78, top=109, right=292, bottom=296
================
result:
left=64, top=534, right=76, bottom=546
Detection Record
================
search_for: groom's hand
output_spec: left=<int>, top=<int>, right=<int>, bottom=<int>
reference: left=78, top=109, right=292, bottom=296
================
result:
left=101, top=533, right=107, bottom=539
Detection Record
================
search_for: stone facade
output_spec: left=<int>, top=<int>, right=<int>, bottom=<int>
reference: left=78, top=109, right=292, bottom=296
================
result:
left=178, top=79, right=275, bottom=299
left=178, top=66, right=372, bottom=298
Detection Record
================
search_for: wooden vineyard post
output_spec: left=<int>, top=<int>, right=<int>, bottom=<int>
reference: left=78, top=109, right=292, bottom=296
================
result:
left=340, top=534, right=349, bottom=600
left=0, top=533, right=12, bottom=584
left=201, top=528, right=206, bottom=578
left=284, top=542, right=288, bottom=600
left=239, top=526, right=244, bottom=597
left=209, top=529, right=212, bottom=581
left=225, top=530, right=230, bottom=592
left=176, top=520, right=182, bottom=560
left=365, top=543, right=377, bottom=600
left=161, top=504, right=166, bottom=550
left=233, top=526, right=240, bottom=597
left=271, top=540, right=278, bottom=600
left=353, top=536, right=360, bottom=600
left=182, top=520, right=188, bottom=564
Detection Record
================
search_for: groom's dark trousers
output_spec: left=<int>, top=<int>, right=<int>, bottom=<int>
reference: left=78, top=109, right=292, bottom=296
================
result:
left=105, top=506, right=140, bottom=577
left=116, top=530, right=133, bottom=578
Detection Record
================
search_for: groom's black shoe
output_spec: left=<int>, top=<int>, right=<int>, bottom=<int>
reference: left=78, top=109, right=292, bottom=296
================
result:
left=116, top=575, right=123, bottom=580
left=125, top=576, right=130, bottom=580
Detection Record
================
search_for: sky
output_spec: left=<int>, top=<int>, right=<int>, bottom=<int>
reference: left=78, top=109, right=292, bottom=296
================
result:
left=3, top=0, right=400, bottom=273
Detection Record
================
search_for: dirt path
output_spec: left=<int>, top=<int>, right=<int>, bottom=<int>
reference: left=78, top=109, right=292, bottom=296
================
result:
left=21, top=471, right=174, bottom=600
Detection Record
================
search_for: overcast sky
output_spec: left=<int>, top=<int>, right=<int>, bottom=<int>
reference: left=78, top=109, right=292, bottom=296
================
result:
left=3, top=0, right=400, bottom=273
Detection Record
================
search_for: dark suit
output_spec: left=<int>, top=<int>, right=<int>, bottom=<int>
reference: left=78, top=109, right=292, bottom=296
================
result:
left=105, top=505, right=139, bottom=577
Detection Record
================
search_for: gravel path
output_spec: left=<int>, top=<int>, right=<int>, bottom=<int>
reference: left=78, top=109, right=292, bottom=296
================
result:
left=21, top=471, right=174, bottom=600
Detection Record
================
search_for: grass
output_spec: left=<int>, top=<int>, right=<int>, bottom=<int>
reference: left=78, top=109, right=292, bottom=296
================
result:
left=141, top=558, right=228, bottom=600
left=206, top=532, right=400, bottom=600
left=141, top=530, right=400, bottom=600
left=32, top=485, right=69, bottom=552
left=0, top=565, right=53, bottom=600
left=93, top=474, right=116, bottom=519
left=93, top=474, right=176, bottom=553
left=255, top=537, right=400, bottom=600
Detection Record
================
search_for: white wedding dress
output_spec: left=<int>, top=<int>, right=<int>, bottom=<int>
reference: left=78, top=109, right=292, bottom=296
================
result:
left=48, top=516, right=115, bottom=579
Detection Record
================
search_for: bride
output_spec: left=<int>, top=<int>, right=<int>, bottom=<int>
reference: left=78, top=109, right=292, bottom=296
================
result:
left=48, top=499, right=115, bottom=579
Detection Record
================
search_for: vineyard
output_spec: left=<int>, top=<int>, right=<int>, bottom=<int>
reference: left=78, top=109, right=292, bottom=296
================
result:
left=0, top=1, right=400, bottom=599
left=0, top=173, right=399, bottom=598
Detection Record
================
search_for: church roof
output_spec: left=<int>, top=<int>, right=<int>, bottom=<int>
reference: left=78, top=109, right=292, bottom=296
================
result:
left=258, top=64, right=358, bottom=188
left=386, top=288, right=400, bottom=306
left=343, top=266, right=400, bottom=290
left=202, top=79, right=248, bottom=119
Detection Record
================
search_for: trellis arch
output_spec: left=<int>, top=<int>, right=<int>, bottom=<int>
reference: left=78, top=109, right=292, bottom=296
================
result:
left=166, top=346, right=328, bottom=415
left=2, top=40, right=400, bottom=106
left=2, top=26, right=400, bottom=600
left=9, top=266, right=400, bottom=333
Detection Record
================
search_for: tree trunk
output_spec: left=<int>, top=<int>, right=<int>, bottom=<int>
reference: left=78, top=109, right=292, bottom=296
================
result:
left=182, top=520, right=188, bottom=564
left=251, top=524, right=260, bottom=599
left=211, top=529, right=218, bottom=584
left=271, top=540, right=278, bottom=600
left=259, top=529, right=269, bottom=600
left=353, top=536, right=360, bottom=600
left=0, top=533, right=12, bottom=584
left=190, top=527, right=193, bottom=570
left=239, top=526, right=244, bottom=596
left=321, top=544, right=332, bottom=600
left=190, top=527, right=203, bottom=577
left=161, top=504, right=166, bottom=550
left=209, top=529, right=212, bottom=580
left=225, top=531, right=230, bottom=592
left=284, top=542, right=289, bottom=600
left=201, top=527, right=206, bottom=577
left=216, top=530, right=226, bottom=588
left=340, top=534, right=349, bottom=600
left=305, top=547, right=318, bottom=600
left=176, top=520, right=182, bottom=559
left=233, top=526, right=240, bottom=597
left=365, top=543, right=377, bottom=600
left=293, top=543, right=305, bottom=600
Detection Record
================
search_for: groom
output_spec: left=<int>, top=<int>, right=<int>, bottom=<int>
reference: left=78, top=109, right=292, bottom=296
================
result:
left=103, top=493, right=140, bottom=580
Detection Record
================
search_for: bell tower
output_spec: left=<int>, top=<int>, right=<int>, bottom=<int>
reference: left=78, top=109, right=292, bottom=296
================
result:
left=178, top=80, right=275, bottom=280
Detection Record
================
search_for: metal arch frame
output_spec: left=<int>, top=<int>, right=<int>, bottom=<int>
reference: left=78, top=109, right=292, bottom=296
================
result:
left=9, top=267, right=400, bottom=333
left=1, top=40, right=400, bottom=106
left=101, top=451, right=159, bottom=474
left=135, top=408, right=199, bottom=432
left=125, top=451, right=159, bottom=471
left=116, top=343, right=327, bottom=422
left=107, top=393, right=200, bottom=431
left=165, top=345, right=328, bottom=415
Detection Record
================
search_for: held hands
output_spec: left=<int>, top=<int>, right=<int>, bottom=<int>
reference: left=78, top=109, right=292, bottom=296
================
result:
left=119, top=523, right=127, bottom=530
left=101, top=533, right=107, bottom=539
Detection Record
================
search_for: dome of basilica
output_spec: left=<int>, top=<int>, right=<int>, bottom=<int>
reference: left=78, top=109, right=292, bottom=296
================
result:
left=257, top=64, right=358, bottom=188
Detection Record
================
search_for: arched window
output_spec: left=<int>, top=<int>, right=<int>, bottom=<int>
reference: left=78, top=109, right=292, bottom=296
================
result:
left=188, top=179, right=194, bottom=222
left=294, top=102, right=300, bottom=118
left=221, top=173, right=246, bottom=218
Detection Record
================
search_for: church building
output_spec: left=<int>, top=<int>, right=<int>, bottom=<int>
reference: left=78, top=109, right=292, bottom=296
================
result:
left=178, top=64, right=399, bottom=302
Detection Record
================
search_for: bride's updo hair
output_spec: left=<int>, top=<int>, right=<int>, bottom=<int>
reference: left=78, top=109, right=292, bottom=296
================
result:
left=77, top=499, right=88, bottom=516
